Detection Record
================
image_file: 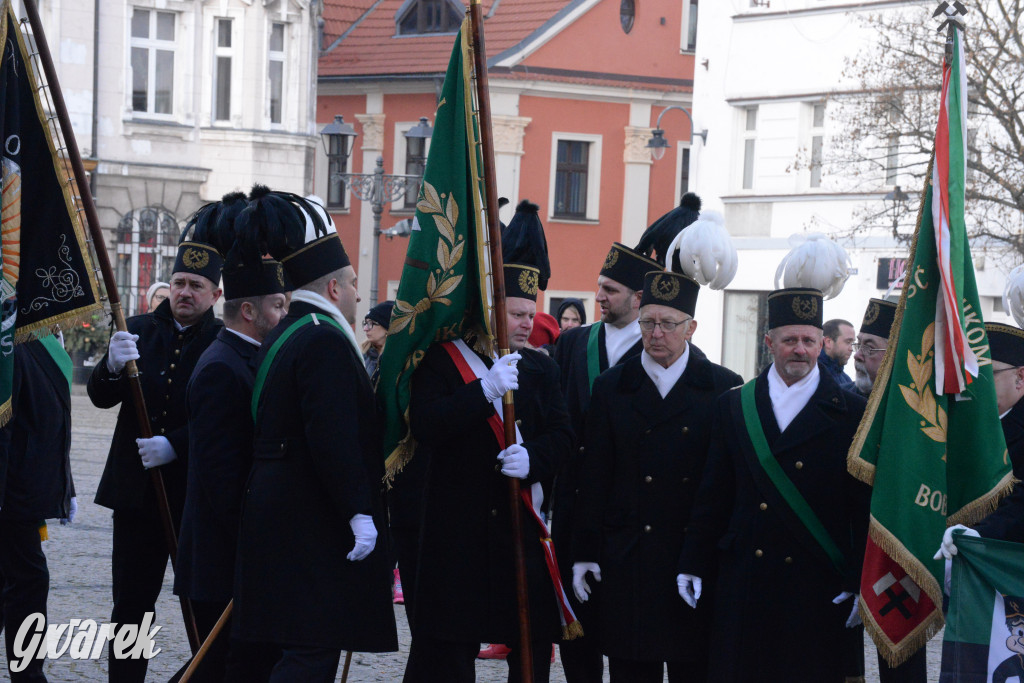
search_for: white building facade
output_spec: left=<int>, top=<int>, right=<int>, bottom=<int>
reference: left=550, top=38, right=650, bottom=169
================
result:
left=688, top=0, right=1014, bottom=379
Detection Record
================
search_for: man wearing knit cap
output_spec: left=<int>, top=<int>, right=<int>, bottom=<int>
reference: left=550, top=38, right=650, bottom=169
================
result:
left=404, top=249, right=573, bottom=681
left=572, top=270, right=741, bottom=681
left=173, top=192, right=292, bottom=681
left=550, top=243, right=660, bottom=681
left=233, top=189, right=396, bottom=680
left=89, top=230, right=224, bottom=683
left=678, top=287, right=871, bottom=682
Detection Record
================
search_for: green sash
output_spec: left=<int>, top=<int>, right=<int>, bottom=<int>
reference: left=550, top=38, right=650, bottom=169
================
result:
left=251, top=313, right=345, bottom=422
left=586, top=321, right=602, bottom=392
left=39, top=335, right=72, bottom=391
left=739, top=380, right=847, bottom=575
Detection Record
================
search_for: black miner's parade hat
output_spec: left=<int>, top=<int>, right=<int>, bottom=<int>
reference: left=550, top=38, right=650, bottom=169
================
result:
left=173, top=241, right=223, bottom=285
left=501, top=199, right=548, bottom=302
left=767, top=288, right=824, bottom=329
left=640, top=271, right=700, bottom=317
left=986, top=322, right=1024, bottom=368
left=860, top=298, right=898, bottom=340
left=600, top=243, right=661, bottom=292
left=235, top=186, right=351, bottom=289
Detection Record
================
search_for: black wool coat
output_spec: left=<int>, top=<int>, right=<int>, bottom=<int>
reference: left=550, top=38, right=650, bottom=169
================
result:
left=232, top=302, right=397, bottom=652
left=409, top=343, right=573, bottom=644
left=573, top=348, right=742, bottom=663
left=0, top=340, right=73, bottom=521
left=88, top=300, right=222, bottom=513
left=975, top=399, right=1024, bottom=542
left=678, top=367, right=871, bottom=683
left=175, top=329, right=258, bottom=602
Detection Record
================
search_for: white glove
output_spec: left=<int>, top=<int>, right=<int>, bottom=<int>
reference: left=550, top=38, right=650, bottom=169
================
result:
left=347, top=513, right=377, bottom=561
left=498, top=444, right=529, bottom=479
left=136, top=436, right=177, bottom=469
left=833, top=591, right=862, bottom=628
left=933, top=524, right=979, bottom=560
left=106, top=331, right=140, bottom=374
left=677, top=574, right=702, bottom=608
left=944, top=557, right=953, bottom=595
left=572, top=562, right=601, bottom=603
left=60, top=496, right=77, bottom=526
left=480, top=352, right=521, bottom=402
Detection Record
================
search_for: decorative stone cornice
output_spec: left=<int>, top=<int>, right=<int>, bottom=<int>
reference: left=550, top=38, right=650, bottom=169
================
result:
left=624, top=126, right=654, bottom=165
left=492, top=115, right=531, bottom=155
left=355, top=113, right=386, bottom=152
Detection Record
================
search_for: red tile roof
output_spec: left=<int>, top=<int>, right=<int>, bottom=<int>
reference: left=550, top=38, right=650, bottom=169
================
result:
left=319, top=0, right=574, bottom=78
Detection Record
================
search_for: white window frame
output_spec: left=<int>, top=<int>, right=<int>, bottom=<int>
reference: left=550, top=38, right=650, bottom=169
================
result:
left=267, top=21, right=286, bottom=127
left=740, top=106, right=758, bottom=191
left=391, top=121, right=433, bottom=212
left=675, top=141, right=692, bottom=198
left=808, top=101, right=825, bottom=189
left=129, top=8, right=178, bottom=120
left=211, top=17, right=235, bottom=124
left=680, top=0, right=698, bottom=53
left=548, top=132, right=602, bottom=223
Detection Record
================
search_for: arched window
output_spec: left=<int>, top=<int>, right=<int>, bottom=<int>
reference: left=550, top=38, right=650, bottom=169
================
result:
left=115, top=206, right=180, bottom=315
left=396, top=0, right=461, bottom=36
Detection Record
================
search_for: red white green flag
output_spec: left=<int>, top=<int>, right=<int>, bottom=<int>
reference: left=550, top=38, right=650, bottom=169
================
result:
left=848, top=26, right=1013, bottom=666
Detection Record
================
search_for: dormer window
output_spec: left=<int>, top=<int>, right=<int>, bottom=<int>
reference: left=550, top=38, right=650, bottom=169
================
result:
left=397, top=0, right=462, bottom=35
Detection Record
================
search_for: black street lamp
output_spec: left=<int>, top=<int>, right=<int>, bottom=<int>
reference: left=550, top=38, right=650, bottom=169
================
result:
left=883, top=185, right=910, bottom=237
left=646, top=106, right=708, bottom=161
left=319, top=115, right=433, bottom=306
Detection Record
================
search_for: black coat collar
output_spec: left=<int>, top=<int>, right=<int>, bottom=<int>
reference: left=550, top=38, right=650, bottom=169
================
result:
left=754, top=364, right=850, bottom=454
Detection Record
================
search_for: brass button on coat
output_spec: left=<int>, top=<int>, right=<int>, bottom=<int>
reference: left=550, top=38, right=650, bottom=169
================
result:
left=759, top=503, right=767, bottom=511
left=644, top=475, right=653, bottom=483
left=681, top=426, right=689, bottom=434
left=795, top=461, right=804, bottom=470
left=755, top=549, right=764, bottom=558
left=643, top=525, right=652, bottom=533
left=785, top=556, right=793, bottom=564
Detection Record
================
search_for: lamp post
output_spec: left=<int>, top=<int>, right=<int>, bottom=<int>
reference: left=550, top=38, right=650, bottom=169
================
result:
left=646, top=105, right=708, bottom=161
left=320, top=115, right=432, bottom=306
left=883, top=185, right=910, bottom=238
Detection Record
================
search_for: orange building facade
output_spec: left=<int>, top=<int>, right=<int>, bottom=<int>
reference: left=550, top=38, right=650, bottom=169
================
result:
left=315, top=0, right=699, bottom=326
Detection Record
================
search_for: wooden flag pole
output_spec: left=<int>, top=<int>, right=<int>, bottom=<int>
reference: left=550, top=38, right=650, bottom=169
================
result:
left=21, top=0, right=201, bottom=654
left=468, top=2, right=533, bottom=680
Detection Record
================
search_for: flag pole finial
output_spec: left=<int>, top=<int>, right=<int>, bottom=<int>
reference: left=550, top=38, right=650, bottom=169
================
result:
left=933, top=1, right=967, bottom=60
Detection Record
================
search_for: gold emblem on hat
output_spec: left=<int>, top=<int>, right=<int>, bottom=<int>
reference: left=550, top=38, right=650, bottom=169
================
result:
left=791, top=296, right=818, bottom=321
left=603, top=248, right=619, bottom=271
left=863, top=302, right=880, bottom=326
left=518, top=268, right=539, bottom=296
left=650, top=273, right=680, bottom=301
left=276, top=264, right=285, bottom=287
left=182, top=247, right=210, bottom=270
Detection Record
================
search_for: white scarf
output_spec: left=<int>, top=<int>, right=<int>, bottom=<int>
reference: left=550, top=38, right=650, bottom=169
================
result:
left=766, top=362, right=820, bottom=432
left=289, top=289, right=361, bottom=358
left=640, top=344, right=690, bottom=399
left=604, top=318, right=642, bottom=367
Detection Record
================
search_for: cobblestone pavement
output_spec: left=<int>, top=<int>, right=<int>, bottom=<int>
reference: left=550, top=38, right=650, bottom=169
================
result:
left=19, top=391, right=941, bottom=681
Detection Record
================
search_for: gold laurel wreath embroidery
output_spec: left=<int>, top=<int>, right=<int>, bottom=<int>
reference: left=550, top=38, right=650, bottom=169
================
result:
left=182, top=248, right=210, bottom=270
left=390, top=180, right=464, bottom=335
left=898, top=322, right=947, bottom=447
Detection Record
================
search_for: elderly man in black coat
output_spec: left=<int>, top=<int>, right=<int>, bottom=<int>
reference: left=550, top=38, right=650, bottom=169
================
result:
left=0, top=337, right=74, bottom=682
left=233, top=190, right=396, bottom=681
left=404, top=262, right=573, bottom=683
left=174, top=244, right=290, bottom=681
left=88, top=241, right=223, bottom=683
left=572, top=270, right=741, bottom=681
left=678, top=288, right=870, bottom=682
left=550, top=243, right=660, bottom=681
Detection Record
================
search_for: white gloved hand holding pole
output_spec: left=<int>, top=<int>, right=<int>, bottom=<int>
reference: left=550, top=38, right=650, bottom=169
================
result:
left=106, top=331, right=140, bottom=374
left=572, top=562, right=601, bottom=603
left=137, top=437, right=177, bottom=469
left=480, top=352, right=521, bottom=402
left=833, top=591, right=862, bottom=628
left=677, top=574, right=702, bottom=608
left=60, top=497, right=77, bottom=526
left=933, top=524, right=979, bottom=561
left=498, top=444, right=530, bottom=479
left=347, top=513, right=377, bottom=561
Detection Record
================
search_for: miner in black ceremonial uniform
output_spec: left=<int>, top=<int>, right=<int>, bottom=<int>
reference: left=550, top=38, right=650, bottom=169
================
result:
left=233, top=188, right=396, bottom=681
left=404, top=256, right=574, bottom=683
left=0, top=336, right=74, bottom=683
left=549, top=242, right=661, bottom=680
left=677, top=287, right=871, bottom=682
left=572, top=269, right=741, bottom=681
left=89, top=237, right=223, bottom=683
left=173, top=193, right=291, bottom=682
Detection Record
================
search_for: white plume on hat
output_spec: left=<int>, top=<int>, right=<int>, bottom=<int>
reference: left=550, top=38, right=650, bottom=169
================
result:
left=1003, top=265, right=1024, bottom=328
left=303, top=194, right=335, bottom=243
left=774, top=232, right=851, bottom=300
left=664, top=210, right=738, bottom=290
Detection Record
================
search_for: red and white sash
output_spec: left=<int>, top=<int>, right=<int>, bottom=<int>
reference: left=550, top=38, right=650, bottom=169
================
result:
left=441, top=339, right=582, bottom=640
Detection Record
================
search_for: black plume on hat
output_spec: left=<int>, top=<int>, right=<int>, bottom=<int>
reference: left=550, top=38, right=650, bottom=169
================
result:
left=235, top=184, right=326, bottom=266
left=635, top=192, right=702, bottom=266
left=186, top=192, right=252, bottom=267
left=501, top=199, right=550, bottom=291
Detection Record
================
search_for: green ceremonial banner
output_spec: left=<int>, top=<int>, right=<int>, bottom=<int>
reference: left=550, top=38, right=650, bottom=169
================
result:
left=0, top=4, right=103, bottom=426
left=940, top=535, right=1024, bottom=682
left=849, top=171, right=1012, bottom=664
left=379, top=17, right=491, bottom=481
